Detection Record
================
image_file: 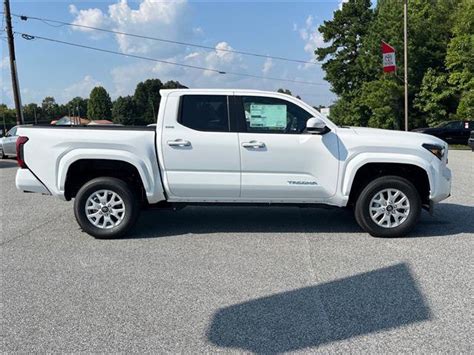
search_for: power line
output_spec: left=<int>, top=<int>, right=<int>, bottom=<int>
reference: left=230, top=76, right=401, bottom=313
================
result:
left=12, top=13, right=321, bottom=66
left=15, top=31, right=328, bottom=86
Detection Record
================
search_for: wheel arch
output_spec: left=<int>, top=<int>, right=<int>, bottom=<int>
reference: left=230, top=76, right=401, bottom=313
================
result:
left=58, top=149, right=165, bottom=203
left=343, top=155, right=433, bottom=207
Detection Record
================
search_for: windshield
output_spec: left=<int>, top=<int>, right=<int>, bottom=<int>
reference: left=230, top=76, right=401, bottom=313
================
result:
left=434, top=121, right=448, bottom=128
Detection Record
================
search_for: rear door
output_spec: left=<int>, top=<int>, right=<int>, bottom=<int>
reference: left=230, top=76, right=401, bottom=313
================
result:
left=234, top=95, right=340, bottom=200
left=161, top=94, right=241, bottom=199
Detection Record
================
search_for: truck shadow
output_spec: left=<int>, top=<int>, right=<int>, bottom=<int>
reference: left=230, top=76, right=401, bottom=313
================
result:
left=0, top=160, right=17, bottom=169
left=129, top=203, right=473, bottom=239
left=207, top=263, right=431, bottom=352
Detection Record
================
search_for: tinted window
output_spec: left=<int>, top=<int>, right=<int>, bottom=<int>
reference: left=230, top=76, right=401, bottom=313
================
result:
left=444, top=121, right=463, bottom=129
left=240, top=96, right=312, bottom=134
left=180, top=95, right=229, bottom=132
left=8, top=127, right=17, bottom=136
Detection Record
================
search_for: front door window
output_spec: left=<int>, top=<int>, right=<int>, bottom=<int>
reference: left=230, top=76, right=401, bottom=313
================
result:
left=240, top=96, right=312, bottom=134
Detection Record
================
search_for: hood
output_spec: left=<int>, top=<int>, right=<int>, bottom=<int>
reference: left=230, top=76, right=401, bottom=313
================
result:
left=412, top=127, right=440, bottom=133
left=348, top=126, right=447, bottom=147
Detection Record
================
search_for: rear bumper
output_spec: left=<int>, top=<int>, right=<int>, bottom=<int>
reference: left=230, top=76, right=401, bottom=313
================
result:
left=15, top=168, right=51, bottom=195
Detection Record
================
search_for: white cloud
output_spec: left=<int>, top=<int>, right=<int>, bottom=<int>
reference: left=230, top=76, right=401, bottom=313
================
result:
left=299, top=15, right=325, bottom=55
left=62, top=75, right=102, bottom=101
left=70, top=0, right=189, bottom=55
left=262, top=58, right=273, bottom=74
left=205, top=42, right=236, bottom=64
left=184, top=52, right=200, bottom=60
left=110, top=41, right=254, bottom=96
left=69, top=0, right=251, bottom=95
left=339, top=0, right=349, bottom=10
left=68, top=0, right=331, bottom=102
left=294, top=15, right=326, bottom=69
left=69, top=4, right=108, bottom=39
left=0, top=56, right=9, bottom=70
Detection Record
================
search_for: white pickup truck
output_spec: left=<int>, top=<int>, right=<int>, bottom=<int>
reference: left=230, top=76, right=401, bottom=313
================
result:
left=15, top=89, right=452, bottom=239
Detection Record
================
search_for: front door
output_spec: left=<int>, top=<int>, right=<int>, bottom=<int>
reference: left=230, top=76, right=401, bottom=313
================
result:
left=235, top=95, right=339, bottom=200
left=161, top=94, right=241, bottom=199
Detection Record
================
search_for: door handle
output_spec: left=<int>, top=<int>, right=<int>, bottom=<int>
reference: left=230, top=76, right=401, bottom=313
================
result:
left=242, top=141, right=266, bottom=149
left=167, top=139, right=191, bottom=147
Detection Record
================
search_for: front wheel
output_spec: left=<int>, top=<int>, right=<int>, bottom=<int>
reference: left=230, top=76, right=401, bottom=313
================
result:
left=74, top=177, right=140, bottom=239
left=354, top=176, right=421, bottom=238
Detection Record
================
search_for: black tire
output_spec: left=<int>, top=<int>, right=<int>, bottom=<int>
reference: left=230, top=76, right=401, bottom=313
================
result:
left=354, top=176, right=421, bottom=238
left=74, top=177, right=140, bottom=239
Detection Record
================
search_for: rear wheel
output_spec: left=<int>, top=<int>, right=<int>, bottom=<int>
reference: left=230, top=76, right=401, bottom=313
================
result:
left=74, top=177, right=139, bottom=239
left=355, top=176, right=421, bottom=238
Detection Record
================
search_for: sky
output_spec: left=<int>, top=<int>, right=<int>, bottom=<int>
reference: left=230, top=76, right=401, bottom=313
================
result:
left=1, top=0, right=349, bottom=108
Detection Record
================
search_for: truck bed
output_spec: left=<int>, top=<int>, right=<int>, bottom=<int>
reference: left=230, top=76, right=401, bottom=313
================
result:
left=23, top=124, right=156, bottom=131
left=16, top=124, right=164, bottom=203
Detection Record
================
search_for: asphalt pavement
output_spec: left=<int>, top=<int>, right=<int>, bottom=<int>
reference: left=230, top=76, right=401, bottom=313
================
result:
left=1, top=151, right=473, bottom=353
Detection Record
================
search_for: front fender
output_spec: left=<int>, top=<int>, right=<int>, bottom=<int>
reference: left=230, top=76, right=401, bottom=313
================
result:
left=57, top=149, right=165, bottom=203
left=341, top=152, right=434, bottom=197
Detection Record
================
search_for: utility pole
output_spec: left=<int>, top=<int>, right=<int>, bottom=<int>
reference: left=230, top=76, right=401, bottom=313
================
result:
left=4, top=0, right=24, bottom=125
left=403, top=0, right=408, bottom=131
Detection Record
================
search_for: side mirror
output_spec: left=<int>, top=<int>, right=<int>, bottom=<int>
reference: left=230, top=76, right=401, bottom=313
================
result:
left=306, top=117, right=331, bottom=135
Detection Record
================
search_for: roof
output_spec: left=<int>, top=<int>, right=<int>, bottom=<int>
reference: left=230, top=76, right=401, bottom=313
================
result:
left=159, top=88, right=287, bottom=95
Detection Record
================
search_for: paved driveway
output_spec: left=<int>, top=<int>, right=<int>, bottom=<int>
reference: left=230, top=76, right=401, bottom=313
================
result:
left=1, top=151, right=473, bottom=352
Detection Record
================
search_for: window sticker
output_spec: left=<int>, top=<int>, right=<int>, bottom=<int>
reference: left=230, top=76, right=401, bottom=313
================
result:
left=249, top=104, right=287, bottom=128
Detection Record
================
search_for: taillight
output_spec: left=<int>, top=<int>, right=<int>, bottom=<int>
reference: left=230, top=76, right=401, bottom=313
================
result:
left=16, top=136, right=29, bottom=169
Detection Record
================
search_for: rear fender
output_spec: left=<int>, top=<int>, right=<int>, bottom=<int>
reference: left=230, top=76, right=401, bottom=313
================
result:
left=57, top=149, right=165, bottom=203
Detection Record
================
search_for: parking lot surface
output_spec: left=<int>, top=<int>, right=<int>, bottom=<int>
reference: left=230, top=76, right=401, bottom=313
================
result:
left=1, top=151, right=473, bottom=353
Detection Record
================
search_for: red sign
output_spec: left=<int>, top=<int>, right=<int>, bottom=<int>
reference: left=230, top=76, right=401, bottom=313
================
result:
left=382, top=41, right=396, bottom=73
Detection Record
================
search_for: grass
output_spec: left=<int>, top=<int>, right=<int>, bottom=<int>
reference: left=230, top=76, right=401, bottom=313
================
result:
left=449, top=144, right=471, bottom=150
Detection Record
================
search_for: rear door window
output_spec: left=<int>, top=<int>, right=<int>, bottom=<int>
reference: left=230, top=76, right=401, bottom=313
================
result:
left=179, top=95, right=229, bottom=132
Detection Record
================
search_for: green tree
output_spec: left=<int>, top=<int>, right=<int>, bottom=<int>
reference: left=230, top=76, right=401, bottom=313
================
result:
left=276, top=88, right=302, bottom=99
left=112, top=96, right=137, bottom=125
left=445, top=0, right=474, bottom=119
left=162, top=80, right=187, bottom=89
left=23, top=103, right=41, bottom=124
left=413, top=69, right=456, bottom=126
left=277, top=88, right=292, bottom=95
left=67, top=96, right=88, bottom=118
left=457, top=84, right=474, bottom=119
left=0, top=104, right=16, bottom=133
left=314, top=0, right=464, bottom=128
left=87, top=86, right=112, bottom=120
left=316, top=0, right=374, bottom=98
left=41, top=96, right=63, bottom=122
left=133, top=79, right=163, bottom=124
left=360, top=77, right=404, bottom=129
